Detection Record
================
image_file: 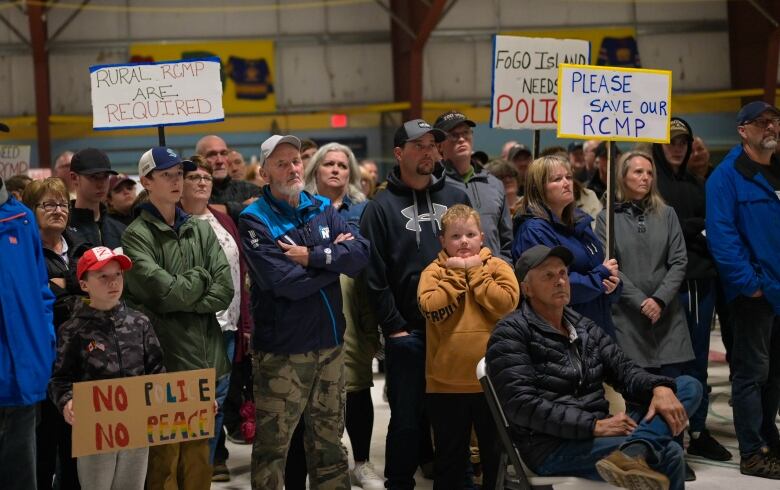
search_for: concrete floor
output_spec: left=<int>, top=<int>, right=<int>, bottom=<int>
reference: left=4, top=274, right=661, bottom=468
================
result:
left=214, top=330, right=780, bottom=489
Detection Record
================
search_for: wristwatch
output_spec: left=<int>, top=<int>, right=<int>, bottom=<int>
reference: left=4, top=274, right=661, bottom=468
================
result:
left=324, top=247, right=332, bottom=265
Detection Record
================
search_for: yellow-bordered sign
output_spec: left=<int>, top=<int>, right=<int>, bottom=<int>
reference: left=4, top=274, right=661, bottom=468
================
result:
left=556, top=64, right=672, bottom=144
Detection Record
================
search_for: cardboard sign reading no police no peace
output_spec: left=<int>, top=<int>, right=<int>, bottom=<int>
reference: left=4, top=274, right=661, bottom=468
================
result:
left=557, top=64, right=672, bottom=143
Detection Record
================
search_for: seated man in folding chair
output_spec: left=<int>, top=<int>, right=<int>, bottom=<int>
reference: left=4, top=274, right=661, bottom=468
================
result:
left=486, top=245, right=702, bottom=490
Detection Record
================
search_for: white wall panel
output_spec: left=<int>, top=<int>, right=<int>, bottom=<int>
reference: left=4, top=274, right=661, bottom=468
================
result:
left=425, top=40, right=492, bottom=101
left=46, top=6, right=126, bottom=42
left=50, top=49, right=127, bottom=114
left=639, top=32, right=730, bottom=91
left=495, top=0, right=635, bottom=28
left=279, top=43, right=392, bottom=107
left=0, top=55, right=34, bottom=116
left=635, top=1, right=727, bottom=22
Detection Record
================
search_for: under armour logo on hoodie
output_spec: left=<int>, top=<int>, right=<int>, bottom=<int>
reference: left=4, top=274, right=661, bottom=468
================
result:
left=401, top=203, right=448, bottom=232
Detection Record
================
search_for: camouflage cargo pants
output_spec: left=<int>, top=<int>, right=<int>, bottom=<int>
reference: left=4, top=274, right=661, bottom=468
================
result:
left=251, top=345, right=350, bottom=490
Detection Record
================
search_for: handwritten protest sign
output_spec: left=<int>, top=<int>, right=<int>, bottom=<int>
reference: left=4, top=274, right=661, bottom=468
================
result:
left=557, top=64, right=672, bottom=143
left=0, top=145, right=31, bottom=179
left=89, top=58, right=224, bottom=130
left=72, top=369, right=215, bottom=457
left=491, top=36, right=590, bottom=130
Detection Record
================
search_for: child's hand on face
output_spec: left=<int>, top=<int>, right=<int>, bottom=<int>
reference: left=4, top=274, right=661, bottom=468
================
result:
left=63, top=399, right=75, bottom=425
left=463, top=255, right=483, bottom=269
left=445, top=257, right=466, bottom=269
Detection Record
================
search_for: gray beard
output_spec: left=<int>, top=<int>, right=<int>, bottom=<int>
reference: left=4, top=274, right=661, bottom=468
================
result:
left=760, top=138, right=778, bottom=151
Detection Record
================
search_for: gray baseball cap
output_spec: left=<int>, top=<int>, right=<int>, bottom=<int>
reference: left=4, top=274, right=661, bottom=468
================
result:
left=515, top=245, right=573, bottom=282
left=260, top=134, right=302, bottom=165
left=393, top=119, right=446, bottom=148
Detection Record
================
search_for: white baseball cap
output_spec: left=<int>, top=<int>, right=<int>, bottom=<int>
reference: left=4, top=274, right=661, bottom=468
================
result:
left=260, top=135, right=302, bottom=166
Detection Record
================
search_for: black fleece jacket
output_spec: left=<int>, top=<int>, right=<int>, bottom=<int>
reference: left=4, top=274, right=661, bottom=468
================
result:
left=359, top=166, right=470, bottom=335
left=651, top=117, right=716, bottom=281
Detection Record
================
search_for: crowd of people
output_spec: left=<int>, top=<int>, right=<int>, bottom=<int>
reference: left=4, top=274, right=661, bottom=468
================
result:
left=1, top=101, right=780, bottom=490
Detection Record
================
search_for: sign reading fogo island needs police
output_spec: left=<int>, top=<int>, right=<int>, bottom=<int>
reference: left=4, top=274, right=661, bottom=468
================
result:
left=72, top=369, right=215, bottom=457
left=557, top=64, right=672, bottom=143
left=89, top=57, right=224, bottom=129
left=491, top=36, right=590, bottom=130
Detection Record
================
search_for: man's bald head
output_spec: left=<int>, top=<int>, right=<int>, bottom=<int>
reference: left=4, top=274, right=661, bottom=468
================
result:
left=196, top=135, right=230, bottom=180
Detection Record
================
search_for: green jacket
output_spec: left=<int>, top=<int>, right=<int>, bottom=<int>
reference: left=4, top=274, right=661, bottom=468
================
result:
left=121, top=206, right=233, bottom=377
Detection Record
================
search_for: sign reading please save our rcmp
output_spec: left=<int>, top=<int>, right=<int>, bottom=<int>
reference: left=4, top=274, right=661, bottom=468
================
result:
left=0, top=144, right=31, bottom=179
left=89, top=57, right=224, bottom=130
left=556, top=64, right=672, bottom=143
left=491, top=35, right=590, bottom=130
left=72, top=369, right=215, bottom=457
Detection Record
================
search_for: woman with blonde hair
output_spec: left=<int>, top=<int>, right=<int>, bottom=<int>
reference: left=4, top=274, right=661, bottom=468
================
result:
left=512, top=155, right=621, bottom=337
left=595, top=151, right=693, bottom=377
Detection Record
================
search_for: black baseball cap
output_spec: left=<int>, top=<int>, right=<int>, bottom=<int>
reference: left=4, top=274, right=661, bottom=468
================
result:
left=434, top=111, right=476, bottom=132
left=514, top=245, right=573, bottom=282
left=567, top=142, right=583, bottom=153
left=394, top=119, right=446, bottom=148
left=595, top=142, right=621, bottom=159
left=0, top=122, right=8, bottom=133
left=508, top=144, right=531, bottom=161
left=736, top=101, right=780, bottom=126
left=71, top=148, right=117, bottom=175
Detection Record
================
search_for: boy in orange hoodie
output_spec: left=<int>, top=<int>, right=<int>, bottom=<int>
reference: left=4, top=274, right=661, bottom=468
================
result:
left=418, top=204, right=520, bottom=489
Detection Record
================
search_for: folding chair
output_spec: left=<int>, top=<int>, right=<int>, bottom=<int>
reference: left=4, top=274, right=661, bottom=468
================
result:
left=476, top=358, right=609, bottom=489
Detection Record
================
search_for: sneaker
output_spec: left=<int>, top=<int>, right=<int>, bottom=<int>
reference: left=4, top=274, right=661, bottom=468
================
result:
left=595, top=450, right=670, bottom=490
left=211, top=462, right=230, bottom=482
left=351, top=461, right=385, bottom=490
left=684, top=462, right=696, bottom=482
left=687, top=429, right=733, bottom=461
left=740, top=450, right=780, bottom=479
left=226, top=429, right=250, bottom=445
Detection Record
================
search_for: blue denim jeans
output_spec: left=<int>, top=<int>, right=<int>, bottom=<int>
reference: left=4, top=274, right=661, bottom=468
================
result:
left=730, top=296, right=780, bottom=456
left=209, top=331, right=236, bottom=464
left=384, top=329, right=426, bottom=489
left=534, top=376, right=702, bottom=490
left=679, top=278, right=716, bottom=433
left=0, top=405, right=37, bottom=490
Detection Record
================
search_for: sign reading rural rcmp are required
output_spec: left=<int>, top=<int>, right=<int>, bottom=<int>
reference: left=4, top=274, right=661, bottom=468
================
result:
left=72, top=369, right=215, bottom=457
left=90, top=58, right=224, bottom=130
left=0, top=145, right=31, bottom=179
left=491, top=36, right=590, bottom=130
left=557, top=64, right=672, bottom=143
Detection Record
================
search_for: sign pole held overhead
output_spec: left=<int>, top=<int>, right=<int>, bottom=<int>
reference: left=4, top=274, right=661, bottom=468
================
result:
left=532, top=129, right=541, bottom=159
left=157, top=126, right=166, bottom=147
left=606, top=142, right=615, bottom=258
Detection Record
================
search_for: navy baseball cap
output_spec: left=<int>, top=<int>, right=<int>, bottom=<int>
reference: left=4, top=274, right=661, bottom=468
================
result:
left=434, top=111, right=476, bottom=132
left=138, top=147, right=195, bottom=177
left=393, top=119, right=446, bottom=148
left=567, top=142, right=583, bottom=153
left=737, top=101, right=780, bottom=126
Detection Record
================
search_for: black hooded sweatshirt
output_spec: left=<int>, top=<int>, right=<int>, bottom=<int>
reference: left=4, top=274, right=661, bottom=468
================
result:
left=651, top=117, right=716, bottom=281
left=360, top=166, right=470, bottom=336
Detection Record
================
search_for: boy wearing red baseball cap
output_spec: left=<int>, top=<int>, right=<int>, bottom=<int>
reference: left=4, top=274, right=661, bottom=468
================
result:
left=49, top=246, right=165, bottom=490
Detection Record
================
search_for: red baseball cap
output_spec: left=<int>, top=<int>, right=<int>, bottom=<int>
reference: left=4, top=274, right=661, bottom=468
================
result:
left=77, top=246, right=132, bottom=280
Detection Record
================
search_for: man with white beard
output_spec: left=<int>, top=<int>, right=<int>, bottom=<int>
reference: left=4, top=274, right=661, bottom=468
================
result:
left=706, top=101, right=780, bottom=480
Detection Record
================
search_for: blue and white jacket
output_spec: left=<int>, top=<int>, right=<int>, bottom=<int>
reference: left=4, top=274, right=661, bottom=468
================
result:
left=0, top=184, right=56, bottom=406
left=706, top=145, right=780, bottom=313
left=239, top=186, right=370, bottom=354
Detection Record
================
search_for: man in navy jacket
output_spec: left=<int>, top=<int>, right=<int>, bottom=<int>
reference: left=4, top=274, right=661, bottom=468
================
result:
left=0, top=177, right=56, bottom=490
left=239, top=134, right=369, bottom=490
left=706, top=101, right=780, bottom=479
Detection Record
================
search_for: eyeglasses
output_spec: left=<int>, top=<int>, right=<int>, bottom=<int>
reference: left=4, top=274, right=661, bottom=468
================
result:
left=748, top=118, right=780, bottom=129
left=185, top=174, right=214, bottom=183
left=447, top=129, right=473, bottom=141
left=38, top=201, right=69, bottom=213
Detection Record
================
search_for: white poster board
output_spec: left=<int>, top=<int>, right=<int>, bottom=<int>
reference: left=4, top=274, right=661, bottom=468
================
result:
left=557, top=64, right=672, bottom=143
left=0, top=145, right=31, bottom=179
left=491, top=36, right=590, bottom=130
left=90, top=57, right=224, bottom=130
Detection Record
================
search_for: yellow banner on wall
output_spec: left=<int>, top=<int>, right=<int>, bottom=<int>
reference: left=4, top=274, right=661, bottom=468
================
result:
left=130, top=40, right=276, bottom=114
left=504, top=27, right=640, bottom=68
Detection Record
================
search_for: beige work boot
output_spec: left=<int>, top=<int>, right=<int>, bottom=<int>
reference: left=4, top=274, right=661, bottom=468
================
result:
left=595, top=450, right=670, bottom=490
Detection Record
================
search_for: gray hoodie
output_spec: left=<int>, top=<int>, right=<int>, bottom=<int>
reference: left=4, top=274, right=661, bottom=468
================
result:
left=443, top=161, right=512, bottom=262
left=596, top=202, right=694, bottom=368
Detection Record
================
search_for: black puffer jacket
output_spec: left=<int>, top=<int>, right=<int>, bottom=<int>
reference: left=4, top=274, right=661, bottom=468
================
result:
left=486, top=301, right=675, bottom=470
left=651, top=117, right=716, bottom=280
left=67, top=201, right=127, bottom=252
